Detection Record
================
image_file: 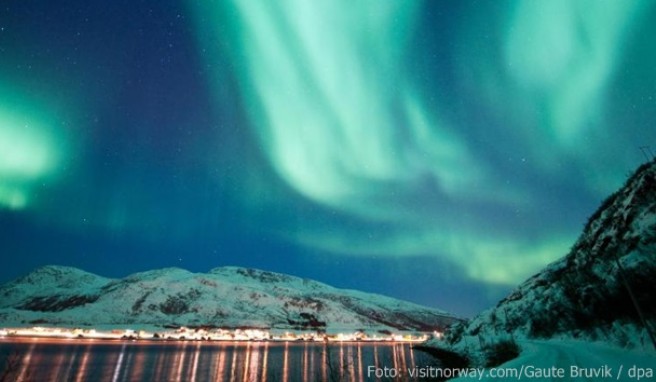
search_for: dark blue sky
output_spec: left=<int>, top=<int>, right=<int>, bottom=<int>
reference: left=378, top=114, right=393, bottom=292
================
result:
left=1, top=1, right=655, bottom=317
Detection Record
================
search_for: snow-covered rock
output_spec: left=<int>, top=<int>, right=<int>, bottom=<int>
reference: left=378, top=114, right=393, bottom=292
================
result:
left=443, top=159, right=656, bottom=353
left=0, top=265, right=458, bottom=333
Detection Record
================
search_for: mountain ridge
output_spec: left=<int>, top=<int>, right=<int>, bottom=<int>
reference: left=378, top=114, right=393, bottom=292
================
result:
left=0, top=264, right=458, bottom=333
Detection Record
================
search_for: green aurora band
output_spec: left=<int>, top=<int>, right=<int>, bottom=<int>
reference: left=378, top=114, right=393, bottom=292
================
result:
left=0, top=90, right=63, bottom=210
left=189, top=0, right=654, bottom=285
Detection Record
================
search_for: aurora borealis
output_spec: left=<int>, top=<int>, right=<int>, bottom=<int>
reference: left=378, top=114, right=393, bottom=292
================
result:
left=1, top=1, right=656, bottom=316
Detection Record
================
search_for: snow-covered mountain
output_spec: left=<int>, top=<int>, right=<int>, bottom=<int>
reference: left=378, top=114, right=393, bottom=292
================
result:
left=444, top=159, right=656, bottom=349
left=0, top=265, right=458, bottom=333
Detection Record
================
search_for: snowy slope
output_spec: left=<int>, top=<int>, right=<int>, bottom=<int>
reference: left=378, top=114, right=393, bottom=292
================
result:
left=451, top=339, right=654, bottom=382
left=442, top=160, right=656, bottom=355
left=0, top=265, right=458, bottom=332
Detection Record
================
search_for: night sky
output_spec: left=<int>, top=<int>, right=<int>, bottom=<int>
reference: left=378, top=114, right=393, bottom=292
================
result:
left=1, top=1, right=656, bottom=317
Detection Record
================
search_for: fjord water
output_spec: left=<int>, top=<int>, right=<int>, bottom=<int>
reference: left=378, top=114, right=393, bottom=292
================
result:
left=0, top=338, right=438, bottom=381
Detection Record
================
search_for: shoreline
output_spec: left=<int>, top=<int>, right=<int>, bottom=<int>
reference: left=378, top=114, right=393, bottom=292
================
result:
left=0, top=326, right=433, bottom=344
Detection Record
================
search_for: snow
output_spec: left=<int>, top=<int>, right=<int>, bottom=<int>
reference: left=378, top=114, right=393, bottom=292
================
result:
left=451, top=339, right=655, bottom=381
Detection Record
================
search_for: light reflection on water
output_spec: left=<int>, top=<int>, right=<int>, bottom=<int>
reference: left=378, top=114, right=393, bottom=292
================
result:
left=0, top=338, right=439, bottom=381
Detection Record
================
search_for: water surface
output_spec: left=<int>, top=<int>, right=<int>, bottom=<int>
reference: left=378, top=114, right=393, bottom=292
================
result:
left=0, top=338, right=439, bottom=381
